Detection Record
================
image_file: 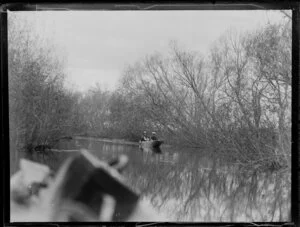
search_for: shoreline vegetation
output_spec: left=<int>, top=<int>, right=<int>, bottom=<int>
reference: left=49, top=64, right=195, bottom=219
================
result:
left=75, top=136, right=139, bottom=146
left=78, top=136, right=209, bottom=151
left=9, top=13, right=291, bottom=174
left=64, top=136, right=289, bottom=171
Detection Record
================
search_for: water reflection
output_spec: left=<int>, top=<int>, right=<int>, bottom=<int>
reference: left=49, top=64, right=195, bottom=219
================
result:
left=24, top=138, right=290, bottom=222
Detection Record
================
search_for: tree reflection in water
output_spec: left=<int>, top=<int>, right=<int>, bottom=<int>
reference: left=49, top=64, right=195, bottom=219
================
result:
left=124, top=152, right=290, bottom=222
left=21, top=138, right=290, bottom=222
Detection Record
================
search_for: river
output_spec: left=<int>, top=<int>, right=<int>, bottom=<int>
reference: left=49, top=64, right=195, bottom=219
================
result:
left=21, top=137, right=291, bottom=222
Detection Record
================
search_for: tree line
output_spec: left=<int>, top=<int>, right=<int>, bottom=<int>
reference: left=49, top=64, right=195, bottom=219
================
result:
left=9, top=13, right=291, bottom=172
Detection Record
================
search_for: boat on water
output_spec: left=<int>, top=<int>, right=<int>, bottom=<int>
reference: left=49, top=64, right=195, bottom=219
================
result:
left=139, top=140, right=164, bottom=153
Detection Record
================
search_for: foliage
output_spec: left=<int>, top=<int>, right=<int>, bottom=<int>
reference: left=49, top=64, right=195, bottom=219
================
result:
left=116, top=22, right=291, bottom=168
left=8, top=12, right=291, bottom=171
left=8, top=14, right=82, bottom=174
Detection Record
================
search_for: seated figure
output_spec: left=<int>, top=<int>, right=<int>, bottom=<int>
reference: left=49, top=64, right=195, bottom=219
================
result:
left=150, top=132, right=157, bottom=141
left=140, top=131, right=149, bottom=142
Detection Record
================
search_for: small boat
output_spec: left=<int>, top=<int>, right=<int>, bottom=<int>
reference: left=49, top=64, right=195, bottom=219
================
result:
left=139, top=140, right=164, bottom=153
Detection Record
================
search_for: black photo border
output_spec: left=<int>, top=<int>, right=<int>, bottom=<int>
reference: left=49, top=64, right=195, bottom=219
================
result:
left=1, top=1, right=299, bottom=226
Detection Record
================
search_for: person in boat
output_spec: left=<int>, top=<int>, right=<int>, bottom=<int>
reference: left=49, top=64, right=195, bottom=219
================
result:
left=150, top=132, right=158, bottom=141
left=140, top=131, right=149, bottom=142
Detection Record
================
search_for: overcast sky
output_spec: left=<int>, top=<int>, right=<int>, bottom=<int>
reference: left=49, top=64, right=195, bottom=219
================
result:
left=11, top=10, right=289, bottom=92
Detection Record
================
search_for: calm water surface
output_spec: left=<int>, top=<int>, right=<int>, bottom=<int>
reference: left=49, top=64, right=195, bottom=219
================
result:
left=25, top=137, right=291, bottom=222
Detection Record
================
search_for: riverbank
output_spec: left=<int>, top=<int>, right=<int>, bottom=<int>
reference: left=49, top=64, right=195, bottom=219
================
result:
left=74, top=136, right=172, bottom=148
left=58, top=136, right=289, bottom=172
left=74, top=136, right=139, bottom=146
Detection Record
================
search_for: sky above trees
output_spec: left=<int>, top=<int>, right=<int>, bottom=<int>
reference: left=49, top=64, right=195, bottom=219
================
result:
left=9, top=10, right=289, bottom=92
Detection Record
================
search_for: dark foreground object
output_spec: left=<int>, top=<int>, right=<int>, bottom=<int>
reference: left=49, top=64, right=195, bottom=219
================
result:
left=10, top=150, right=165, bottom=222
left=139, top=140, right=164, bottom=153
left=58, top=150, right=140, bottom=221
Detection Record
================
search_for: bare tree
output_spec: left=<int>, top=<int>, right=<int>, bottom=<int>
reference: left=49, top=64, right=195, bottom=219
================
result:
left=8, top=14, right=81, bottom=173
left=117, top=21, right=291, bottom=169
